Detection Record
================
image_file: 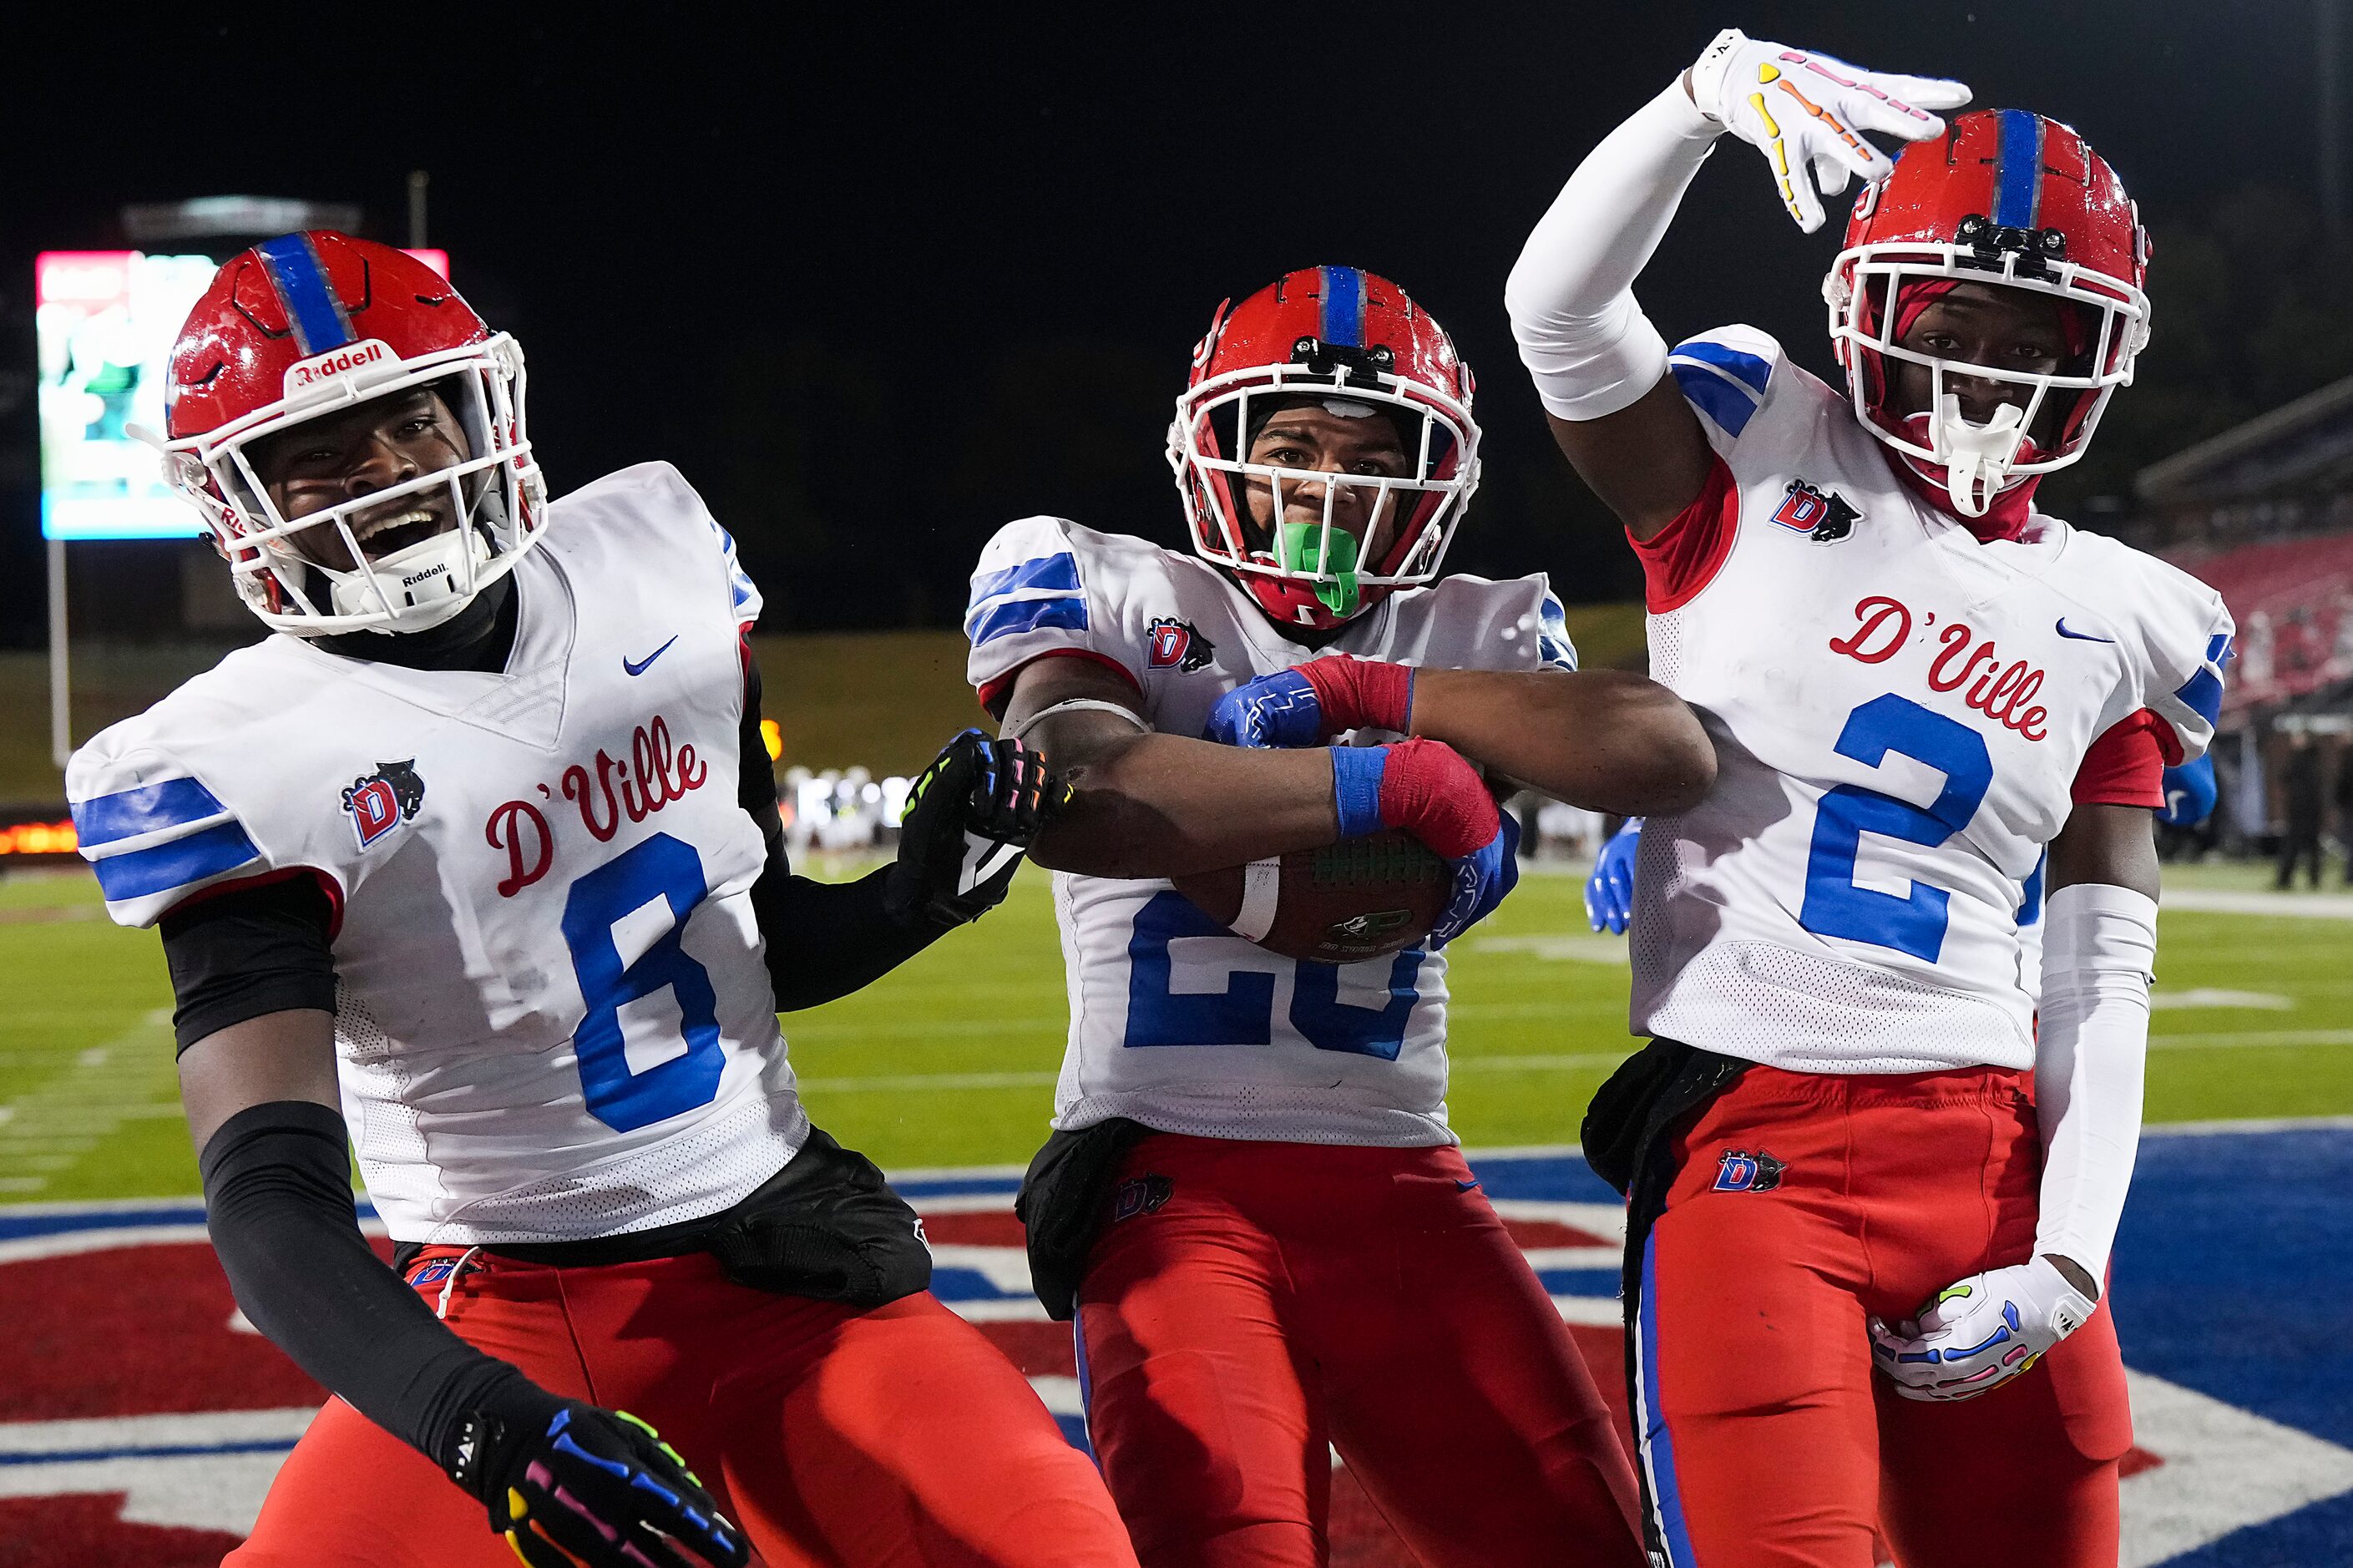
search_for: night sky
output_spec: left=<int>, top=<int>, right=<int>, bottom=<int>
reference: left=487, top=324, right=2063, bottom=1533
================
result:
left=1, top=2, right=2320, bottom=644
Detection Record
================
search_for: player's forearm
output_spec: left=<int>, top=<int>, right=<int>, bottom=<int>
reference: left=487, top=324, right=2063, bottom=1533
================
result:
left=198, top=1100, right=554, bottom=1469
left=1029, top=731, right=1340, bottom=878
left=1409, top=668, right=1715, bottom=815
left=1503, top=78, right=1718, bottom=422
left=754, top=865, right=946, bottom=1009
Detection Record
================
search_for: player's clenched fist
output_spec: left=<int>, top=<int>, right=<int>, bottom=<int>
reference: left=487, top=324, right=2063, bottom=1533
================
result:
left=451, top=1402, right=748, bottom=1568
left=888, top=728, right=1069, bottom=928
left=1685, top=27, right=1970, bottom=232
left=1867, top=1257, right=2099, bottom=1402
left=1204, top=655, right=1415, bottom=748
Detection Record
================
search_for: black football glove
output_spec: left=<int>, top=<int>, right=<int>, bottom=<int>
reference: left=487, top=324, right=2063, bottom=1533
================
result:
left=885, top=728, right=1068, bottom=928
left=450, top=1399, right=748, bottom=1568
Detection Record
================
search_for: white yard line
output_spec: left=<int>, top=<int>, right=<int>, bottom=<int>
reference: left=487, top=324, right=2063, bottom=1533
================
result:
left=0, top=1009, right=177, bottom=1196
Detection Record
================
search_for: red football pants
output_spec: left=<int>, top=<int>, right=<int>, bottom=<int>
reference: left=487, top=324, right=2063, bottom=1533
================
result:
left=1635, top=1065, right=2133, bottom=1568
left=1075, top=1134, right=1644, bottom=1568
left=228, top=1248, right=1136, bottom=1567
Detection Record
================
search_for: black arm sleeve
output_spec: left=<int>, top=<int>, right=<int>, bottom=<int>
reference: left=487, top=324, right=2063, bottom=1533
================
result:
left=160, top=878, right=339, bottom=1055
left=198, top=1101, right=561, bottom=1473
left=738, top=648, right=950, bottom=1010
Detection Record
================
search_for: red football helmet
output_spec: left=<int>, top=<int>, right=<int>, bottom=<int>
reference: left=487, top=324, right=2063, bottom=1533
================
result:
left=1824, top=110, right=2149, bottom=518
left=152, top=231, right=544, bottom=634
left=1168, top=267, right=1480, bottom=630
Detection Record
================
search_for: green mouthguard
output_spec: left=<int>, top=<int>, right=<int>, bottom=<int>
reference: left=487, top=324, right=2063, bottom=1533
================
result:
left=1279, top=522, right=1362, bottom=616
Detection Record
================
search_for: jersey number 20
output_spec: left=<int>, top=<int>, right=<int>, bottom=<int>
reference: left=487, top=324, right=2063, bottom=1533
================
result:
left=1799, top=694, right=1993, bottom=963
left=1124, top=891, right=1426, bottom=1059
left=560, top=832, right=725, bottom=1131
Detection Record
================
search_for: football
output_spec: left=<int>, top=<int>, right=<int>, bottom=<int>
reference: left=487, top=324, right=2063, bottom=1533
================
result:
left=1170, top=830, right=1452, bottom=964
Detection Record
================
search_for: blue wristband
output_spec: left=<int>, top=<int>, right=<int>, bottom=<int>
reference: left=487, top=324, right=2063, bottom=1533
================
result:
left=1329, top=746, right=1387, bottom=840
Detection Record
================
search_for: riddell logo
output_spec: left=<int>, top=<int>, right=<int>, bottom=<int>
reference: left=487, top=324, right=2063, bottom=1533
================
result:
left=284, top=340, right=389, bottom=392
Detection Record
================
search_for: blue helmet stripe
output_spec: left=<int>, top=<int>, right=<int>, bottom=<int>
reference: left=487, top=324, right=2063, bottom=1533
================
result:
left=1320, top=266, right=1364, bottom=349
left=1991, top=109, right=2044, bottom=230
left=256, top=233, right=356, bottom=357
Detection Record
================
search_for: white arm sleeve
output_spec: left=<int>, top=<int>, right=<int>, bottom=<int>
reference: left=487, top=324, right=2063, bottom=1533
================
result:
left=2032, top=881, right=2160, bottom=1283
left=1502, top=79, right=1722, bottom=422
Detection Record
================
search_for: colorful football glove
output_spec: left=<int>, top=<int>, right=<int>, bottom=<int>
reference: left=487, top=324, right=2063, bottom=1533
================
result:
left=887, top=729, right=1068, bottom=928
left=1686, top=28, right=1970, bottom=233
left=1867, top=1257, right=2097, bottom=1403
left=450, top=1401, right=748, bottom=1568
left=1202, top=655, right=1415, bottom=748
left=1331, top=740, right=1518, bottom=948
left=1585, top=817, right=1642, bottom=935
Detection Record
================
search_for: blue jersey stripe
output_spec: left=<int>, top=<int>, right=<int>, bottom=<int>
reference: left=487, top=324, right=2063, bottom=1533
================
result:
left=1991, top=109, right=2044, bottom=230
left=91, top=820, right=261, bottom=903
left=2017, top=851, right=2046, bottom=928
left=2173, top=665, right=2224, bottom=729
left=969, top=595, right=1088, bottom=645
left=72, top=776, right=230, bottom=847
left=1672, top=339, right=1772, bottom=396
left=969, top=553, right=1080, bottom=608
left=256, top=235, right=356, bottom=357
left=1320, top=266, right=1364, bottom=349
left=1670, top=362, right=1758, bottom=438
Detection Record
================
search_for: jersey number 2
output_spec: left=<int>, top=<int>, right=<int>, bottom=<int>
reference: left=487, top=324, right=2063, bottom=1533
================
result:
left=1799, top=694, right=1993, bottom=963
left=559, top=832, right=725, bottom=1131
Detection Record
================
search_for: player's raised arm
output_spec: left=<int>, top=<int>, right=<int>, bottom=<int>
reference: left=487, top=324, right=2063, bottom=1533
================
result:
left=1205, top=655, right=1714, bottom=817
left=1505, top=28, right=1967, bottom=539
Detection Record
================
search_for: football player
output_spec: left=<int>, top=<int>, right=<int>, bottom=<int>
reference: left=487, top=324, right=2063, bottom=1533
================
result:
left=68, top=234, right=1137, bottom=1567
left=968, top=268, right=1716, bottom=1566
left=1503, top=30, right=2231, bottom=1568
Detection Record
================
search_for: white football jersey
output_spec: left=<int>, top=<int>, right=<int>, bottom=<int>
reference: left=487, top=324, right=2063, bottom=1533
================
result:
left=966, top=518, right=1576, bottom=1146
left=1632, top=327, right=2231, bottom=1073
left=68, top=463, right=811, bottom=1243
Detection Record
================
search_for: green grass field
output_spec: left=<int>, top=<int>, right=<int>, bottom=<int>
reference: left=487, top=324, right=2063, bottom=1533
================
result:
left=3, top=857, right=2349, bottom=1202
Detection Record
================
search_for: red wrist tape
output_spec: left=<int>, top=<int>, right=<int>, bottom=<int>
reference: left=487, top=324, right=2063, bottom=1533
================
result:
left=1375, top=738, right=1496, bottom=859
left=1299, top=655, right=1414, bottom=736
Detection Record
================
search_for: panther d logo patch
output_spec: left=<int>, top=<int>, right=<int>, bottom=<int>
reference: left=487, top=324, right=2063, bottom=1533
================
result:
left=342, top=760, right=426, bottom=848
left=1146, top=618, right=1216, bottom=672
left=1713, top=1148, right=1787, bottom=1192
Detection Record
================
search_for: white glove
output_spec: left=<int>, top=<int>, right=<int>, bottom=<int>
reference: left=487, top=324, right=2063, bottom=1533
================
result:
left=1867, top=1257, right=2097, bottom=1402
left=1686, top=28, right=1971, bottom=232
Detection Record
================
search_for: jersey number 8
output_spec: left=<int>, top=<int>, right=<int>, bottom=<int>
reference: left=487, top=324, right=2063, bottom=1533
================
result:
left=559, top=832, right=726, bottom=1131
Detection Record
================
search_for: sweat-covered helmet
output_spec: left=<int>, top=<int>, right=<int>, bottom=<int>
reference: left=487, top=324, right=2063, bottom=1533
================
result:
left=153, top=231, right=544, bottom=635
left=1168, top=266, right=1480, bottom=630
left=1824, top=110, right=2149, bottom=518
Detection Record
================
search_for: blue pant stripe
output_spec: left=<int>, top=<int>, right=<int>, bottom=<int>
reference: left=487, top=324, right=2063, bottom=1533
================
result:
left=1639, top=1232, right=1699, bottom=1565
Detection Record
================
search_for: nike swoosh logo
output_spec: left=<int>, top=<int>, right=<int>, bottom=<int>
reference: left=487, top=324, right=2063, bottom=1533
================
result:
left=2054, top=619, right=2114, bottom=643
left=622, top=635, right=681, bottom=676
left=1455, top=1178, right=1482, bottom=1192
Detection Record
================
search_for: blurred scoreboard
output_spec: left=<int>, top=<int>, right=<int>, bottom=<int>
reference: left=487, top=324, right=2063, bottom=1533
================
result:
left=36, top=246, right=448, bottom=541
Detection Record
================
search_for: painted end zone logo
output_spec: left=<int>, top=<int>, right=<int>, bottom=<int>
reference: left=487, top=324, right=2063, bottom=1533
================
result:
left=2, top=1138, right=2348, bottom=1564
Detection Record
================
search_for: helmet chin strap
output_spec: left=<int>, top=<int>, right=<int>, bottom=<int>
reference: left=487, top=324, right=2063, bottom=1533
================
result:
left=1930, top=393, right=2027, bottom=519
